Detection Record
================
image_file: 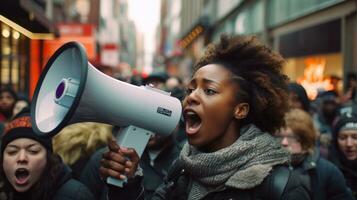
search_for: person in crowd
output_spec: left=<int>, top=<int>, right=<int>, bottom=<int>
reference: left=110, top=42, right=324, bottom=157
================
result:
left=139, top=131, right=181, bottom=198
left=166, top=76, right=185, bottom=101
left=129, top=74, right=143, bottom=86
left=287, top=82, right=311, bottom=113
left=329, top=75, right=342, bottom=97
left=0, top=108, right=94, bottom=200
left=142, top=71, right=169, bottom=90
left=79, top=74, right=182, bottom=200
left=341, top=73, right=357, bottom=104
left=164, top=75, right=186, bottom=146
left=314, top=91, right=340, bottom=134
left=52, top=122, right=113, bottom=179
left=286, top=82, right=335, bottom=156
left=0, top=88, right=18, bottom=144
left=329, top=104, right=357, bottom=198
left=0, top=88, right=18, bottom=124
left=276, top=108, right=354, bottom=199
left=100, top=34, right=311, bottom=199
left=165, top=76, right=183, bottom=90
left=312, top=91, right=341, bottom=150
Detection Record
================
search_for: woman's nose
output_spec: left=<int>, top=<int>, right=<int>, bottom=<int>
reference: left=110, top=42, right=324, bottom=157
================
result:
left=185, top=89, right=200, bottom=105
left=17, top=150, right=28, bottom=163
left=346, top=137, right=353, bottom=147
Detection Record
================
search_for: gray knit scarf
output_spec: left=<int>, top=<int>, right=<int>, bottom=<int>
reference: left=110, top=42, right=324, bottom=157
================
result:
left=179, top=124, right=290, bottom=199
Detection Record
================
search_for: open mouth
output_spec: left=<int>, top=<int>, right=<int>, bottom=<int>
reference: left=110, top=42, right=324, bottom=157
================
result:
left=15, top=168, right=30, bottom=185
left=345, top=150, right=356, bottom=155
left=184, top=110, right=202, bottom=135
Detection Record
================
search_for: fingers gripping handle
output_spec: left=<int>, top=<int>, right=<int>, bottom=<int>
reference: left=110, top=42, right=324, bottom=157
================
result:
left=106, top=126, right=152, bottom=187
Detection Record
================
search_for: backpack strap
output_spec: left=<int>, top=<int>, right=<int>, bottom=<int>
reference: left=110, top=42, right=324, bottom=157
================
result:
left=165, top=159, right=184, bottom=185
left=158, top=159, right=189, bottom=200
left=257, top=165, right=291, bottom=200
left=271, top=166, right=291, bottom=199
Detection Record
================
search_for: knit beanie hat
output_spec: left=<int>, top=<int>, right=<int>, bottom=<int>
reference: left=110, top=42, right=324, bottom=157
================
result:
left=334, top=104, right=357, bottom=133
left=331, top=105, right=357, bottom=152
left=333, top=115, right=357, bottom=134
left=1, top=108, right=53, bottom=154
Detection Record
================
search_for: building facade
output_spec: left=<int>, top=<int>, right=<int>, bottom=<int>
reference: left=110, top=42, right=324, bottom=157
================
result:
left=162, top=0, right=357, bottom=97
left=0, top=0, right=57, bottom=97
left=1, top=0, right=138, bottom=98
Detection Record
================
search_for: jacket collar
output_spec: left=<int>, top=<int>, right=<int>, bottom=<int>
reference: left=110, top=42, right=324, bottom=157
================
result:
left=301, top=149, right=319, bottom=171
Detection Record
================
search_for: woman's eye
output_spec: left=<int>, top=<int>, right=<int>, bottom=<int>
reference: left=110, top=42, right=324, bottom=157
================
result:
left=5, top=150, right=17, bottom=155
left=338, top=136, right=347, bottom=140
left=28, top=149, right=40, bottom=154
left=29, top=151, right=39, bottom=155
left=204, top=88, right=217, bottom=95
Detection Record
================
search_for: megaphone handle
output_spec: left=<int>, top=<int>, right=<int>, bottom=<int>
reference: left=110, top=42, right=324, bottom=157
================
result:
left=106, top=126, right=152, bottom=187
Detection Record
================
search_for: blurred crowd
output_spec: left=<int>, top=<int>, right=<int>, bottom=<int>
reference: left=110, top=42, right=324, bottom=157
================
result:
left=0, top=35, right=356, bottom=200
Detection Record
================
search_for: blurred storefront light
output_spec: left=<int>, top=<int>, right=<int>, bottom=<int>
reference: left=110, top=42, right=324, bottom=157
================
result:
left=298, top=57, right=334, bottom=99
left=0, top=15, right=55, bottom=40
left=12, top=31, right=20, bottom=40
left=283, top=53, right=343, bottom=100
left=2, top=28, right=10, bottom=38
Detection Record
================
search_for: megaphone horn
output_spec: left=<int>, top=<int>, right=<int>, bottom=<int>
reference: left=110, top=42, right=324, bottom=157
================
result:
left=31, top=41, right=182, bottom=187
left=31, top=41, right=182, bottom=137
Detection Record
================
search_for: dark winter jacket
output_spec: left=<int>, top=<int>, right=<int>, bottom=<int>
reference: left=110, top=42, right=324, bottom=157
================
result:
left=329, top=112, right=357, bottom=199
left=141, top=142, right=181, bottom=198
left=292, top=150, right=354, bottom=200
left=108, top=162, right=311, bottom=200
left=80, top=140, right=181, bottom=200
left=52, top=164, right=95, bottom=200
left=7, top=164, right=94, bottom=200
left=329, top=149, right=357, bottom=199
left=79, top=147, right=108, bottom=200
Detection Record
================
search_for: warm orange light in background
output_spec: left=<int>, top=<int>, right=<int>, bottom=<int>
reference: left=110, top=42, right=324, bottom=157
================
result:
left=29, top=40, right=41, bottom=100
left=297, top=57, right=335, bottom=100
left=42, top=24, right=96, bottom=67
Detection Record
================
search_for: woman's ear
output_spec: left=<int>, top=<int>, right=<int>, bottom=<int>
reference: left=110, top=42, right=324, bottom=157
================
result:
left=234, top=103, right=249, bottom=119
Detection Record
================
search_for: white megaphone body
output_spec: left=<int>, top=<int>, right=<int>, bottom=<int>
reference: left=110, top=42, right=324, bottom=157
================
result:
left=31, top=41, right=182, bottom=187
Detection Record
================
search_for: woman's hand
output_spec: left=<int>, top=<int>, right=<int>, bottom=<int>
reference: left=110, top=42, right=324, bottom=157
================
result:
left=100, top=140, right=140, bottom=180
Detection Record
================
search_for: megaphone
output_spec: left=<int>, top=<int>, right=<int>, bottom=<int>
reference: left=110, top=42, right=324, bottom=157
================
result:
left=31, top=41, right=182, bottom=186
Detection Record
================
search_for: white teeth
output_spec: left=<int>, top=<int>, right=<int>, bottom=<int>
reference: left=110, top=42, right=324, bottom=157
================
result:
left=186, top=111, right=196, bottom=115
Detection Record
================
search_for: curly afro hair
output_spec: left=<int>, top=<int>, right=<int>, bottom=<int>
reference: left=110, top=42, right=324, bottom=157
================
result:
left=195, top=34, right=289, bottom=134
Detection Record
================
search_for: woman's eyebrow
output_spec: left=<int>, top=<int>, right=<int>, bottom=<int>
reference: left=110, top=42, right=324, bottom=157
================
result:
left=6, top=144, right=19, bottom=149
left=7, top=143, right=38, bottom=149
left=25, top=143, right=39, bottom=148
left=189, top=77, right=222, bottom=87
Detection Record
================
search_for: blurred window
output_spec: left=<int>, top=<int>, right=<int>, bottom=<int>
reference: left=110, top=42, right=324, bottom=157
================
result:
left=268, top=0, right=344, bottom=27
left=1, top=23, right=27, bottom=93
